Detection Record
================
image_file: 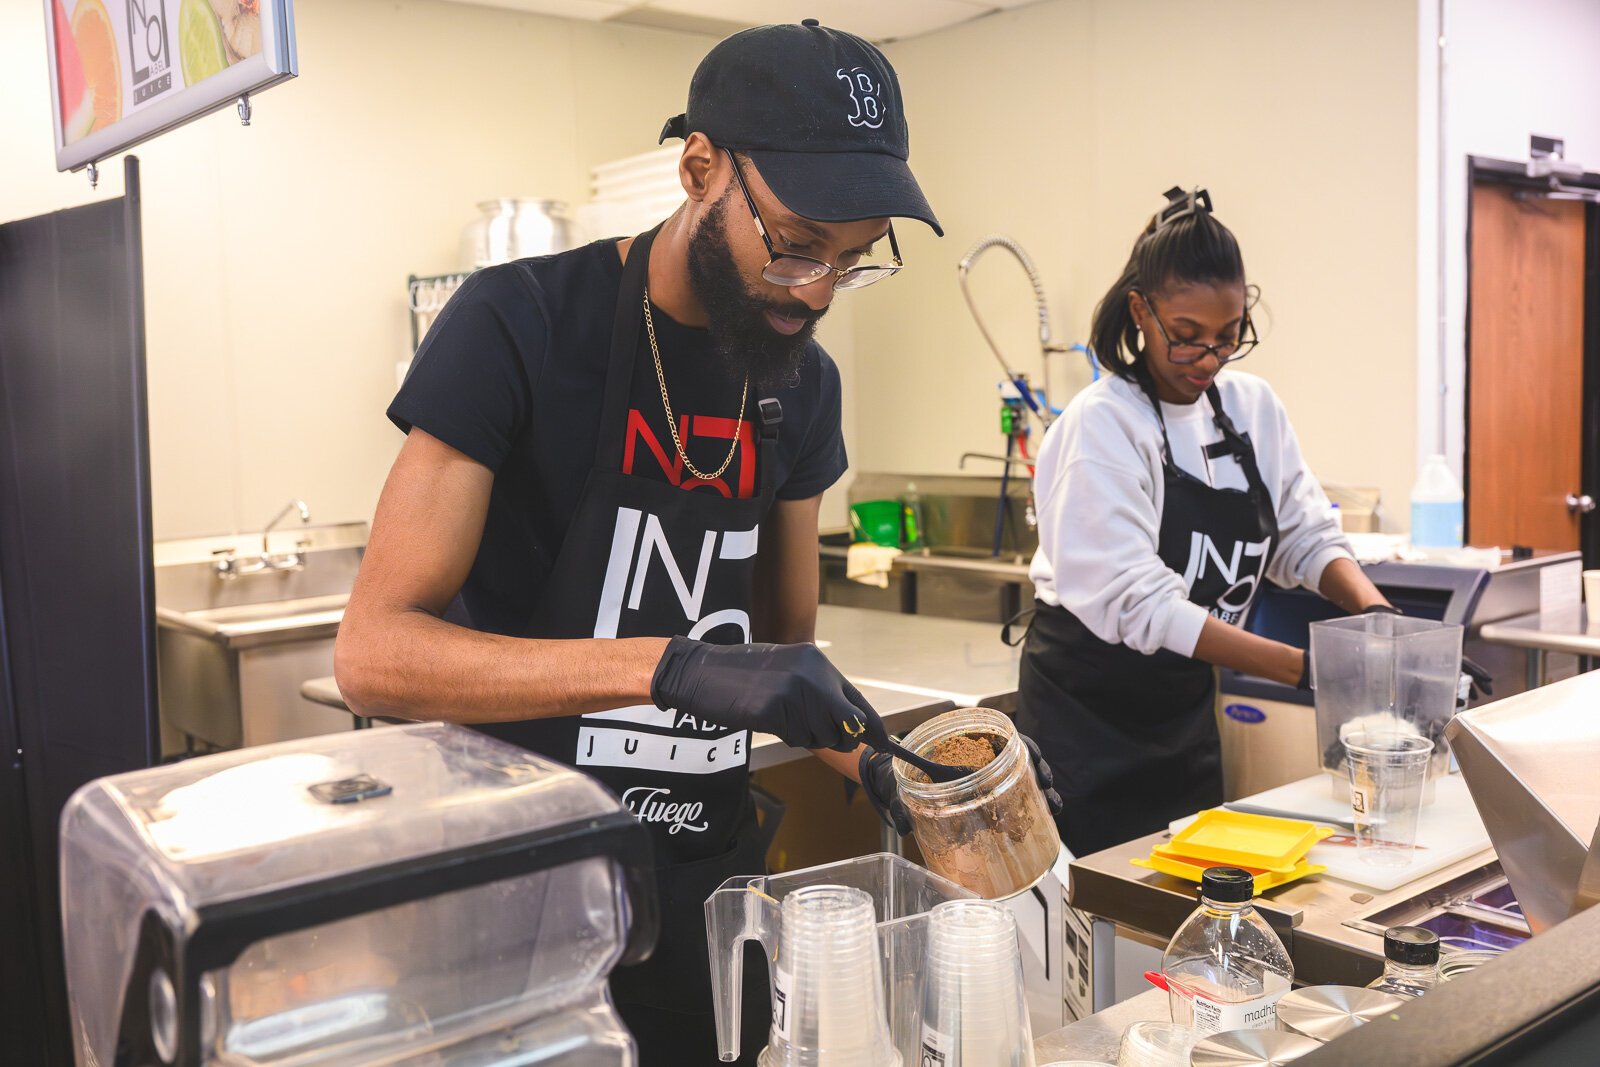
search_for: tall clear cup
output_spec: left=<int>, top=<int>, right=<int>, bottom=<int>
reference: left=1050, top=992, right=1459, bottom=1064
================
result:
left=1344, top=731, right=1434, bottom=866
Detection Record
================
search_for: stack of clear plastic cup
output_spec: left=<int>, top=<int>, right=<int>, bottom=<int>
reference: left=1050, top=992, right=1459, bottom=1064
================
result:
left=759, top=885, right=898, bottom=1067
left=917, top=899, right=1034, bottom=1066
left=1343, top=731, right=1434, bottom=867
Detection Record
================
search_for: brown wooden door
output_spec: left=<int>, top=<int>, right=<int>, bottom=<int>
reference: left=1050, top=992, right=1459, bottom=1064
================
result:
left=1467, top=180, right=1587, bottom=549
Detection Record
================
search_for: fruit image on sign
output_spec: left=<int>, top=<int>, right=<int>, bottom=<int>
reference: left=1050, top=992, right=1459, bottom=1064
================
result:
left=180, top=0, right=231, bottom=86
left=70, top=0, right=121, bottom=133
left=52, top=0, right=95, bottom=143
left=46, top=0, right=295, bottom=172
left=213, top=0, right=263, bottom=62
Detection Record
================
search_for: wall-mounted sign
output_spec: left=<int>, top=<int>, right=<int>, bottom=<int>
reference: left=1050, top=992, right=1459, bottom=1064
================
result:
left=44, top=0, right=297, bottom=173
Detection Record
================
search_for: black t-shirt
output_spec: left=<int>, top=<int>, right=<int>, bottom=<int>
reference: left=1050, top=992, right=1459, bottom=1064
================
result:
left=388, top=239, right=848, bottom=637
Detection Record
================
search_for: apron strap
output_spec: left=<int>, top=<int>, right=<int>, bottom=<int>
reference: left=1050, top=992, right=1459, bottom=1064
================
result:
left=596, top=226, right=661, bottom=474
left=1136, top=375, right=1271, bottom=504
left=1203, top=384, right=1271, bottom=499
left=1134, top=368, right=1179, bottom=465
left=1001, top=604, right=1036, bottom=647
left=753, top=396, right=783, bottom=508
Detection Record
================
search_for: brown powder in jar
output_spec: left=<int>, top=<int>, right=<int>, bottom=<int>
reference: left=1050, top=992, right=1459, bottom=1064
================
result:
left=907, top=732, right=999, bottom=782
left=906, top=729, right=1054, bottom=897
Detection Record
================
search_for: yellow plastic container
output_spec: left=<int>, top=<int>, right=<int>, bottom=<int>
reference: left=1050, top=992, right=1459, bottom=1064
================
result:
left=1130, top=850, right=1327, bottom=895
left=1153, top=809, right=1334, bottom=873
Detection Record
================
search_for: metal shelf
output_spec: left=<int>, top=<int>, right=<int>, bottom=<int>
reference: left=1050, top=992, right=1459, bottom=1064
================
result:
left=406, top=271, right=474, bottom=352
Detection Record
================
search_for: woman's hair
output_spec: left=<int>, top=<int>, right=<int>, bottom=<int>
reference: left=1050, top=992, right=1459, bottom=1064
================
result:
left=1089, top=188, right=1246, bottom=382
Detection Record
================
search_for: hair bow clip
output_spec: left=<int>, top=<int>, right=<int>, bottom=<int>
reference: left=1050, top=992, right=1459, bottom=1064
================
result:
left=1155, top=186, right=1213, bottom=230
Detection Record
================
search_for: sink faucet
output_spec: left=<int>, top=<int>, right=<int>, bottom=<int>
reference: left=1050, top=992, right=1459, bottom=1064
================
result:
left=214, top=499, right=313, bottom=579
left=262, top=498, right=312, bottom=555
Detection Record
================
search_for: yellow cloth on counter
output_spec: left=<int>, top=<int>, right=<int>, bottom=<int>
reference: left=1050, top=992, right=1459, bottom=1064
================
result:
left=846, top=542, right=902, bottom=589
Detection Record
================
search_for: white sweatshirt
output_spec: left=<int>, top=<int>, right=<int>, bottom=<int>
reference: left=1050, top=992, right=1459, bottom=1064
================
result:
left=1028, top=370, right=1354, bottom=657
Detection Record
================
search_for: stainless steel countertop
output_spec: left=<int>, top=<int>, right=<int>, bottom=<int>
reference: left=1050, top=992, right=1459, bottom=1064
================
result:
left=1478, top=606, right=1600, bottom=656
left=1033, top=988, right=1168, bottom=1063
left=1069, top=827, right=1497, bottom=988
left=809, top=603, right=1021, bottom=710
left=819, top=542, right=1032, bottom=583
left=300, top=604, right=1021, bottom=769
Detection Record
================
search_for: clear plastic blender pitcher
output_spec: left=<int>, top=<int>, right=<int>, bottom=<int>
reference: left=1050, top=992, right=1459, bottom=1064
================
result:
left=1309, top=612, right=1463, bottom=792
left=59, top=724, right=657, bottom=1067
left=705, top=853, right=973, bottom=1065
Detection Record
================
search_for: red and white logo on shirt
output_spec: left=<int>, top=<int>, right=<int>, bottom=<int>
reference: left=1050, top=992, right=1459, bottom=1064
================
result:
left=623, top=408, right=756, bottom=498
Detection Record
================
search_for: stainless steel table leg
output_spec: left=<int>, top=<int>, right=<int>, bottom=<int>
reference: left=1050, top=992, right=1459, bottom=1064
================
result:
left=1091, top=916, right=1117, bottom=1012
left=1527, top=649, right=1546, bottom=690
left=879, top=822, right=905, bottom=856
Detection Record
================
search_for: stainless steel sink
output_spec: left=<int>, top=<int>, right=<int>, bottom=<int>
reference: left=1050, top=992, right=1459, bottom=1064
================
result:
left=157, top=593, right=349, bottom=650
left=155, top=523, right=366, bottom=750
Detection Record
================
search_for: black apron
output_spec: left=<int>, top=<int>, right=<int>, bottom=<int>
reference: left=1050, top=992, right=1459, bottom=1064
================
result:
left=473, top=226, right=773, bottom=1062
left=1016, top=382, right=1279, bottom=858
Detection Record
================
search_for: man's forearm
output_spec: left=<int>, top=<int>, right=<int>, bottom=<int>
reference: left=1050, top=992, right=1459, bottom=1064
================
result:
left=336, top=608, right=669, bottom=723
left=811, top=745, right=864, bottom=782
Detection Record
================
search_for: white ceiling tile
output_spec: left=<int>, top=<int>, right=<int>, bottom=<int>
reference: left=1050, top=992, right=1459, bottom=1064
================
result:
left=434, top=0, right=633, bottom=21
left=640, top=0, right=983, bottom=42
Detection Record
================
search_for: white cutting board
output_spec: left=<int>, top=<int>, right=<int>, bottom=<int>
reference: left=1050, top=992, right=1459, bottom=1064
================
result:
left=1169, top=774, right=1491, bottom=892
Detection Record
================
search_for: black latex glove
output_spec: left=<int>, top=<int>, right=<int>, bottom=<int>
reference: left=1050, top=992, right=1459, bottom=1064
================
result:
left=857, top=732, right=1064, bottom=835
left=650, top=637, right=881, bottom=752
left=859, top=748, right=912, bottom=835
left=1462, top=655, right=1494, bottom=700
left=1021, top=733, right=1066, bottom=817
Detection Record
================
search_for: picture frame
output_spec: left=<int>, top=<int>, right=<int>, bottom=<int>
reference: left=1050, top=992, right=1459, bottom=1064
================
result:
left=43, top=0, right=297, bottom=173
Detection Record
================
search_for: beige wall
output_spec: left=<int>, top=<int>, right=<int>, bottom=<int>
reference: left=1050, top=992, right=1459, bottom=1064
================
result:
left=3, top=0, right=1420, bottom=538
left=871, top=0, right=1421, bottom=526
left=1, top=0, right=715, bottom=540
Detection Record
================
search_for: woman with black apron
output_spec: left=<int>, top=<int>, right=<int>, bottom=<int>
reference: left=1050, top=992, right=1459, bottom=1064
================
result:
left=1015, top=188, right=1394, bottom=859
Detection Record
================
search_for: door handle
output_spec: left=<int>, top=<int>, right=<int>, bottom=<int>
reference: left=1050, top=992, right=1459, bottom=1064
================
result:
left=1567, top=493, right=1597, bottom=514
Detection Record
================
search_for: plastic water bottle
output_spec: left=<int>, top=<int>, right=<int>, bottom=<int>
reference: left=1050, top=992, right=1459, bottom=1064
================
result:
left=1366, top=927, right=1440, bottom=999
left=1410, top=454, right=1464, bottom=548
left=1162, top=867, right=1294, bottom=1036
left=902, top=482, right=926, bottom=550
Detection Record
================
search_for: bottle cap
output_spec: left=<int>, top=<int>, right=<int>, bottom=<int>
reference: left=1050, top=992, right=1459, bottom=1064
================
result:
left=1199, top=866, right=1255, bottom=904
left=1384, top=926, right=1440, bottom=965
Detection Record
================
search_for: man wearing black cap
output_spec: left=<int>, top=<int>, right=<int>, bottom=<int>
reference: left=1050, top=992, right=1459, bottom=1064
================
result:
left=337, top=20, right=944, bottom=1063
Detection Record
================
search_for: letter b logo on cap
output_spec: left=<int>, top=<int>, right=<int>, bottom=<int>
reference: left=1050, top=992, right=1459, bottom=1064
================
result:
left=837, top=66, right=884, bottom=129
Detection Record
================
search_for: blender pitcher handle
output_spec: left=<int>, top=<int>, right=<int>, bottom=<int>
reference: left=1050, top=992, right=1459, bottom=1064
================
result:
left=705, top=881, right=777, bottom=1063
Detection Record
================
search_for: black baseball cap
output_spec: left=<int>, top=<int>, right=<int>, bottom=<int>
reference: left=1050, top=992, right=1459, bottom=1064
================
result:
left=660, top=19, right=942, bottom=237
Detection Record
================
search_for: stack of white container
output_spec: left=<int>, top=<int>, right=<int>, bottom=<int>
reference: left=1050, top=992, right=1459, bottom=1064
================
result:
left=576, top=145, right=685, bottom=241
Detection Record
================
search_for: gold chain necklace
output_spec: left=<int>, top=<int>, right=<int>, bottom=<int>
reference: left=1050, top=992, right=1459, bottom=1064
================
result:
left=642, top=290, right=748, bottom=482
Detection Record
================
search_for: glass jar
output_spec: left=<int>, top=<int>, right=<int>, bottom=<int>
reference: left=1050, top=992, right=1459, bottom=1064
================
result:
left=891, top=708, right=1061, bottom=898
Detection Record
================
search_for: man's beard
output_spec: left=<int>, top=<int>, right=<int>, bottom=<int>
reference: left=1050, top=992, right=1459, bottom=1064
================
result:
left=686, top=191, right=826, bottom=392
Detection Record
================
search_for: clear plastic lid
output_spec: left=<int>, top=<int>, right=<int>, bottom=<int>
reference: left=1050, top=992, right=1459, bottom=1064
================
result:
left=64, top=722, right=619, bottom=899
left=61, top=724, right=637, bottom=1066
